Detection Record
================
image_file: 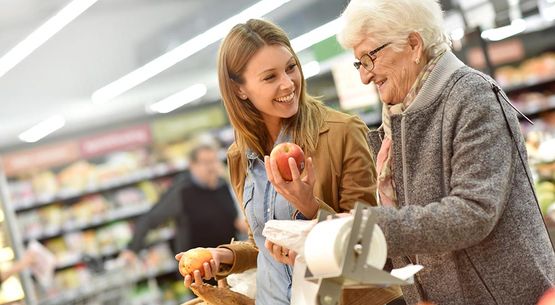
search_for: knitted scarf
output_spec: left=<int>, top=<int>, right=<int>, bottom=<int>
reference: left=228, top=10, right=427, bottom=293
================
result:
left=376, top=52, right=445, bottom=206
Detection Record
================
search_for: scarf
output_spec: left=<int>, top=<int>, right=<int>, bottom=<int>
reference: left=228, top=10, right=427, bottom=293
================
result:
left=376, top=52, right=445, bottom=207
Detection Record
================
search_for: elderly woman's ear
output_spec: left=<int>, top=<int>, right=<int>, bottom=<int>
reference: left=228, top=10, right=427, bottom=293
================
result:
left=407, top=32, right=426, bottom=65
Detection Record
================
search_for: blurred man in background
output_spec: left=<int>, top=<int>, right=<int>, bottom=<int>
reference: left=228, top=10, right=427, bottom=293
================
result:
left=120, top=144, right=246, bottom=262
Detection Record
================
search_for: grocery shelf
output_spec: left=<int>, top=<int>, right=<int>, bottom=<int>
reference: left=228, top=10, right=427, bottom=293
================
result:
left=521, top=96, right=555, bottom=118
left=13, top=163, right=183, bottom=212
left=503, top=75, right=555, bottom=95
left=54, top=230, right=175, bottom=270
left=39, top=262, right=178, bottom=305
left=23, top=204, right=152, bottom=242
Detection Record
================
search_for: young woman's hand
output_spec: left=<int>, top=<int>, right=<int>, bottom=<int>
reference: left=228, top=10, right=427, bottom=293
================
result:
left=264, top=240, right=296, bottom=265
left=264, top=156, right=319, bottom=219
left=175, top=247, right=234, bottom=288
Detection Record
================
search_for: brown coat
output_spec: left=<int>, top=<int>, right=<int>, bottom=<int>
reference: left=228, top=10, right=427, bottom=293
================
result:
left=218, top=107, right=402, bottom=304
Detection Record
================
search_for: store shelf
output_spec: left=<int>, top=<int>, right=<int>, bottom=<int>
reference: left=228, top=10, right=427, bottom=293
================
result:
left=54, top=230, right=175, bottom=270
left=13, top=163, right=184, bottom=212
left=39, top=262, right=178, bottom=305
left=23, top=204, right=152, bottom=242
left=503, top=75, right=555, bottom=95
left=521, top=96, right=555, bottom=118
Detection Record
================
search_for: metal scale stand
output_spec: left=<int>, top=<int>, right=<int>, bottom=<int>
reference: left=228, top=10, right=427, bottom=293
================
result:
left=300, top=202, right=415, bottom=305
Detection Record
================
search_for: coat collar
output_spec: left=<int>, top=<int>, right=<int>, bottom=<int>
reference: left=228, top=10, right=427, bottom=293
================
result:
left=405, top=51, right=465, bottom=113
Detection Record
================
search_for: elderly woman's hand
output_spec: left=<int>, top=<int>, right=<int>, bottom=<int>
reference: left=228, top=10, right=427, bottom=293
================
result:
left=264, top=155, right=319, bottom=219
left=264, top=240, right=297, bottom=265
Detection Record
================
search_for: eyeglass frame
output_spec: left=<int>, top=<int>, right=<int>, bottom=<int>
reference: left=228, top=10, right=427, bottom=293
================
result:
left=353, top=42, right=391, bottom=72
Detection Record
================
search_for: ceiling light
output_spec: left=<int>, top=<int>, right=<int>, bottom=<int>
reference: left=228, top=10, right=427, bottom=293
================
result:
left=303, top=61, right=320, bottom=79
left=19, top=115, right=66, bottom=143
left=0, top=0, right=99, bottom=79
left=481, top=19, right=527, bottom=41
left=92, top=0, right=290, bottom=104
left=149, top=84, right=207, bottom=114
left=291, top=18, right=342, bottom=52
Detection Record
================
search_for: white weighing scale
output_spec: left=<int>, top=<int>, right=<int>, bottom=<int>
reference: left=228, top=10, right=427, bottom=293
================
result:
left=290, top=202, right=422, bottom=305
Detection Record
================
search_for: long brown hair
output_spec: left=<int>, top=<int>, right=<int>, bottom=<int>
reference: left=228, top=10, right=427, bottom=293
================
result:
left=217, top=19, right=325, bottom=161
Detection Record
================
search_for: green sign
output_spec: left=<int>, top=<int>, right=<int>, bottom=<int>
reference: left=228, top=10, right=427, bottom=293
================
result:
left=312, top=35, right=346, bottom=62
left=152, top=105, right=227, bottom=143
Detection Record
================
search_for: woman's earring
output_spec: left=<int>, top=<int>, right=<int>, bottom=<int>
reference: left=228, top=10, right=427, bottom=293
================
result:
left=240, top=95, right=247, bottom=100
left=415, top=58, right=420, bottom=64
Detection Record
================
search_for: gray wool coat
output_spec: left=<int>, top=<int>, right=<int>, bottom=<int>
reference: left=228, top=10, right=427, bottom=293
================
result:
left=368, top=51, right=555, bottom=305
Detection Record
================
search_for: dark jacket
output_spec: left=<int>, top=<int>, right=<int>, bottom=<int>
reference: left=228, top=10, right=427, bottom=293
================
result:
left=128, top=171, right=238, bottom=253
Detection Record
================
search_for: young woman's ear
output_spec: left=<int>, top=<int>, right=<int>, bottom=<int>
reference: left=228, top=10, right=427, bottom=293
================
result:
left=234, top=83, right=248, bottom=100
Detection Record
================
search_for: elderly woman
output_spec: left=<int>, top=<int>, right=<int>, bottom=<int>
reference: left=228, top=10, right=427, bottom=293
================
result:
left=337, top=0, right=555, bottom=304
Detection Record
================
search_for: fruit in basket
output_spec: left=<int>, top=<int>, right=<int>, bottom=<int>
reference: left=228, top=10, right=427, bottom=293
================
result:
left=190, top=283, right=254, bottom=305
left=179, top=247, right=213, bottom=277
left=537, top=287, right=555, bottom=305
left=270, top=142, right=305, bottom=181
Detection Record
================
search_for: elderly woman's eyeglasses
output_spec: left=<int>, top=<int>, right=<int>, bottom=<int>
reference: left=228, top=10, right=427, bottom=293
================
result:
left=353, top=42, right=391, bottom=72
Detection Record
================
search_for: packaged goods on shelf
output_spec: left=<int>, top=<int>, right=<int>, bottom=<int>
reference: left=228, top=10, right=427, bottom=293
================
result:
left=496, top=52, right=555, bottom=89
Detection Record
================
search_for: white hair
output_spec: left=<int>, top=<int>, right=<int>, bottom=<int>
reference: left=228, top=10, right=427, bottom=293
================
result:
left=337, top=0, right=452, bottom=58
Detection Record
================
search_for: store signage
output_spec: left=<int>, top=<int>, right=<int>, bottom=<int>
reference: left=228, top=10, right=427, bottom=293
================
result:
left=151, top=105, right=226, bottom=144
left=79, top=124, right=151, bottom=158
left=1, top=106, right=223, bottom=175
left=1, top=142, right=80, bottom=176
left=313, top=36, right=345, bottom=62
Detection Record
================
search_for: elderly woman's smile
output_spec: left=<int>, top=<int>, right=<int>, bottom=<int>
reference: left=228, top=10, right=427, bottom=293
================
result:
left=353, top=37, right=425, bottom=105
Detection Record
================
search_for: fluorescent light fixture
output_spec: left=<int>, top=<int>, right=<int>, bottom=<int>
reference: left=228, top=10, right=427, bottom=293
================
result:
left=92, top=0, right=290, bottom=104
left=291, top=18, right=342, bottom=52
left=150, top=84, right=207, bottom=114
left=303, top=61, right=320, bottom=79
left=0, top=0, right=98, bottom=79
left=450, top=28, right=465, bottom=41
left=19, top=115, right=66, bottom=143
left=481, top=19, right=526, bottom=41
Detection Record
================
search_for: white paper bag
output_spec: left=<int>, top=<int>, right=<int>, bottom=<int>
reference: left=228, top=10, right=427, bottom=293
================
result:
left=27, top=240, right=56, bottom=287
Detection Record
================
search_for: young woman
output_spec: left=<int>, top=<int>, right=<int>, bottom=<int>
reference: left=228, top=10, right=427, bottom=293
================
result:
left=177, top=19, right=402, bottom=305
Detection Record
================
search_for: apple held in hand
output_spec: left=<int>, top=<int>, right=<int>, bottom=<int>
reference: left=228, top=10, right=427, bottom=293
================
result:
left=270, top=142, right=305, bottom=181
left=179, top=247, right=213, bottom=277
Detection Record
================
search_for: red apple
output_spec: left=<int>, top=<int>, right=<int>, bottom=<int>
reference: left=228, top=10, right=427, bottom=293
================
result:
left=178, top=247, right=213, bottom=277
left=538, top=287, right=555, bottom=305
left=270, top=142, right=305, bottom=181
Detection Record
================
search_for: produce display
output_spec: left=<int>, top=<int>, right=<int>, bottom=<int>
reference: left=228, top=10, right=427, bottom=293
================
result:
left=496, top=52, right=555, bottom=89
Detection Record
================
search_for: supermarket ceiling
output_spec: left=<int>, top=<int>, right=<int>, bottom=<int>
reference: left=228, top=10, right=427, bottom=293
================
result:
left=0, top=0, right=545, bottom=151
